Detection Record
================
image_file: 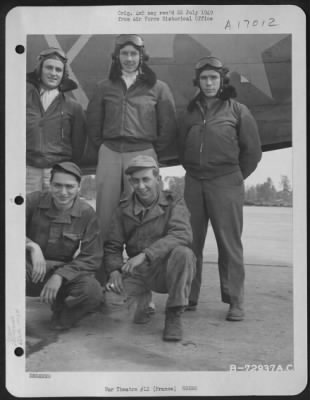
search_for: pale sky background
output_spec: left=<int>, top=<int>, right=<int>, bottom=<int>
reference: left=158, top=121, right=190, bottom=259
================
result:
left=160, top=148, right=293, bottom=190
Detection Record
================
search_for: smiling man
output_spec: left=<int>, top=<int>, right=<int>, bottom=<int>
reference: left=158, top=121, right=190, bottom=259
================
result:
left=104, top=155, right=196, bottom=342
left=26, top=162, right=103, bottom=330
left=26, top=47, right=86, bottom=193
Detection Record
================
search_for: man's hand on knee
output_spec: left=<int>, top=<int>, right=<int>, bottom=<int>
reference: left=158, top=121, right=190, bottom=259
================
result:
left=106, top=270, right=124, bottom=294
left=28, top=242, right=47, bottom=283
left=40, top=274, right=63, bottom=304
left=121, top=253, right=146, bottom=275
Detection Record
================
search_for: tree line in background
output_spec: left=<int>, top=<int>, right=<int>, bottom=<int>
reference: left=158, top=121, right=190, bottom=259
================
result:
left=244, top=175, right=292, bottom=206
left=80, top=174, right=293, bottom=207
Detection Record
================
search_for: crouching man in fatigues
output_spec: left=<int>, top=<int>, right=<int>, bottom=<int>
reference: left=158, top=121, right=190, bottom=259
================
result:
left=104, top=156, right=196, bottom=341
left=26, top=162, right=103, bottom=330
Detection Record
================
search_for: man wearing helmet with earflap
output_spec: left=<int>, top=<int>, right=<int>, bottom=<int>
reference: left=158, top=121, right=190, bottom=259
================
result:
left=86, top=34, right=177, bottom=285
left=26, top=47, right=86, bottom=193
left=178, top=56, right=262, bottom=321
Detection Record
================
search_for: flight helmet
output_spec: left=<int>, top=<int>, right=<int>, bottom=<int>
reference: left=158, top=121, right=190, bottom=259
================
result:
left=35, top=47, right=69, bottom=82
left=193, top=56, right=229, bottom=88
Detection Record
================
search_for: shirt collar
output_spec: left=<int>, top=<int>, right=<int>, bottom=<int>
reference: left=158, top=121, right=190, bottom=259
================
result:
left=121, top=190, right=170, bottom=223
left=121, top=70, right=139, bottom=88
left=133, top=194, right=155, bottom=217
left=132, top=189, right=169, bottom=216
left=38, top=192, right=82, bottom=219
left=40, top=87, right=59, bottom=96
left=122, top=70, right=139, bottom=79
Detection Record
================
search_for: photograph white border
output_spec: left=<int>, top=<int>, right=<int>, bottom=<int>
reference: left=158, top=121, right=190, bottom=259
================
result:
left=5, top=4, right=307, bottom=397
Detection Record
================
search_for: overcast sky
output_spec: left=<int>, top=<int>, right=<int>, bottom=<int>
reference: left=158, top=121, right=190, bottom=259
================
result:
left=160, top=148, right=293, bottom=190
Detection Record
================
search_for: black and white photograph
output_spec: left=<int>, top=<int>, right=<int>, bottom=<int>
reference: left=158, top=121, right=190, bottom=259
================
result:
left=5, top=4, right=307, bottom=397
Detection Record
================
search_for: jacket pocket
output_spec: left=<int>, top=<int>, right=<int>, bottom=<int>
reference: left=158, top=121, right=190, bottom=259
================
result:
left=183, top=125, right=202, bottom=165
left=104, top=101, right=121, bottom=136
left=62, top=232, right=81, bottom=255
left=43, top=109, right=71, bottom=148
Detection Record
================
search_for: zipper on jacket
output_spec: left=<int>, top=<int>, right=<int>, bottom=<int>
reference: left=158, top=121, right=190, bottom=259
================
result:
left=61, top=110, right=64, bottom=139
left=120, top=80, right=128, bottom=139
left=120, top=78, right=140, bottom=141
left=199, top=139, right=203, bottom=166
left=197, top=101, right=207, bottom=167
left=38, top=91, right=45, bottom=152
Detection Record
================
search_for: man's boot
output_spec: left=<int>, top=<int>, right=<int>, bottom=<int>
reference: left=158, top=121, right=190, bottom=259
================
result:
left=226, top=302, right=244, bottom=321
left=133, top=292, right=153, bottom=324
left=163, top=306, right=183, bottom=341
left=184, top=301, right=197, bottom=311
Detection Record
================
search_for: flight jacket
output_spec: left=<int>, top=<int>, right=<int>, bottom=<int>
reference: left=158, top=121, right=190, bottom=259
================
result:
left=26, top=72, right=86, bottom=168
left=86, top=72, right=177, bottom=157
left=178, top=97, right=262, bottom=180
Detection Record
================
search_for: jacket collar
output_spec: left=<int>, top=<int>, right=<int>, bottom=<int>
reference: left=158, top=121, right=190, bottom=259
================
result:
left=188, top=93, right=225, bottom=117
left=109, top=63, right=157, bottom=88
left=38, top=192, right=82, bottom=222
left=137, top=64, right=157, bottom=87
left=122, top=190, right=169, bottom=223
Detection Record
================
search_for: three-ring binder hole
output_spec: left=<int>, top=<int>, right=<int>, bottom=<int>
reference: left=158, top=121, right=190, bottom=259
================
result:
left=14, top=195, right=24, bottom=205
left=15, top=45, right=25, bottom=54
left=14, top=347, right=24, bottom=357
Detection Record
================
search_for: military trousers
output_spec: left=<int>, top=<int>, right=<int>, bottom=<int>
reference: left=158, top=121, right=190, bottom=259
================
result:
left=184, top=171, right=245, bottom=306
left=26, top=258, right=102, bottom=327
left=123, top=246, right=196, bottom=310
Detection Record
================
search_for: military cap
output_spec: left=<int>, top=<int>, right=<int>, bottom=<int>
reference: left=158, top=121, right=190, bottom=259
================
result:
left=125, top=155, right=158, bottom=175
left=52, top=161, right=82, bottom=182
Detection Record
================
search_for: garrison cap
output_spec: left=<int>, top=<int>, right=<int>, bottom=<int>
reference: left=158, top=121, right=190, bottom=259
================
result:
left=52, top=161, right=82, bottom=182
left=125, top=155, right=158, bottom=175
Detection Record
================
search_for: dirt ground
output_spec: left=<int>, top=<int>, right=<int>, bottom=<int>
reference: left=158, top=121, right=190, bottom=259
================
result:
left=26, top=262, right=293, bottom=372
